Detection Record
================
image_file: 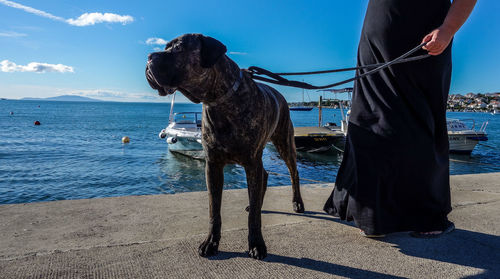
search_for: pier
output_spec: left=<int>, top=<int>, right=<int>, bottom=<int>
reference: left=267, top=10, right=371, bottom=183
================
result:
left=1, top=172, right=499, bottom=278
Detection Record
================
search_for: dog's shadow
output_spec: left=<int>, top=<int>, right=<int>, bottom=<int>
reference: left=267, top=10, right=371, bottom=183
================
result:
left=262, top=209, right=357, bottom=227
left=204, top=210, right=400, bottom=278
left=207, top=251, right=406, bottom=279
left=209, top=211, right=500, bottom=278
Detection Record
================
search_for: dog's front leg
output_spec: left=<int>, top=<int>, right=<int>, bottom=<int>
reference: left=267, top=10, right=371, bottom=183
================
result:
left=245, top=160, right=267, bottom=260
left=198, top=161, right=224, bottom=257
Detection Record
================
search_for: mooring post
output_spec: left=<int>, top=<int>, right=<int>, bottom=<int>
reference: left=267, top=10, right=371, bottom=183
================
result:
left=318, top=95, right=323, bottom=127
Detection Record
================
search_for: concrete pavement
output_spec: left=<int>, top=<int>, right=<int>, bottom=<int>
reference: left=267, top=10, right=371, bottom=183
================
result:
left=0, top=172, right=499, bottom=278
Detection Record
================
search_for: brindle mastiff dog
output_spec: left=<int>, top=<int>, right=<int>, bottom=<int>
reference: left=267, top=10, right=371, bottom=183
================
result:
left=146, top=33, right=304, bottom=260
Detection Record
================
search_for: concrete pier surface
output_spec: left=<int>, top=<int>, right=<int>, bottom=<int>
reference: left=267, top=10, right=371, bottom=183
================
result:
left=0, top=173, right=499, bottom=279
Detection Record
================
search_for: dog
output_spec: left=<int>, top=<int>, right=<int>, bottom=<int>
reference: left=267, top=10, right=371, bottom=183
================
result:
left=146, top=33, right=304, bottom=260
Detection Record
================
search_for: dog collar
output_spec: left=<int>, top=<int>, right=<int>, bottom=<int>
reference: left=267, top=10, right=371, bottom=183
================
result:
left=205, top=70, right=243, bottom=106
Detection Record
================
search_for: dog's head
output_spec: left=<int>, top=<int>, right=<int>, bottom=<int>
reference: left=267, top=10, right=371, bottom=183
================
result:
left=146, top=33, right=227, bottom=103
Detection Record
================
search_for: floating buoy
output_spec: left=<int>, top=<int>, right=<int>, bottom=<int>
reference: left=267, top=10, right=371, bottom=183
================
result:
left=122, top=136, right=130, bottom=143
left=9, top=111, right=14, bottom=115
left=34, top=121, right=41, bottom=125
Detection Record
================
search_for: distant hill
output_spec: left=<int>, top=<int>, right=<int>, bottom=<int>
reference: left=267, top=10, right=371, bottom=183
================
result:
left=22, top=95, right=104, bottom=102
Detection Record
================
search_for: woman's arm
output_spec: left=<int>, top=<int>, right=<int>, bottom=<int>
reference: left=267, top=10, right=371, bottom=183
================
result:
left=422, top=0, right=477, bottom=56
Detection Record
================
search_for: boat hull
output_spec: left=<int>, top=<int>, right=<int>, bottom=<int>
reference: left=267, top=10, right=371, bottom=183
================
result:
left=290, top=107, right=313, bottom=111
left=295, top=135, right=345, bottom=153
left=448, top=134, right=486, bottom=154
left=294, top=126, right=346, bottom=153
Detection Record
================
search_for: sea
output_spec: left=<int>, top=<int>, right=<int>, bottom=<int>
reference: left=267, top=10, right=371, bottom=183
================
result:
left=1, top=99, right=499, bottom=205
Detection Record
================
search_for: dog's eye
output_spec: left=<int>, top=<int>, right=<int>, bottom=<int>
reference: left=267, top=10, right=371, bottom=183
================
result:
left=172, top=44, right=183, bottom=52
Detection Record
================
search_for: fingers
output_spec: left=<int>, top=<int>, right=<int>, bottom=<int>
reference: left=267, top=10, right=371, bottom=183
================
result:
left=426, top=40, right=447, bottom=55
left=421, top=34, right=433, bottom=50
left=421, top=29, right=450, bottom=56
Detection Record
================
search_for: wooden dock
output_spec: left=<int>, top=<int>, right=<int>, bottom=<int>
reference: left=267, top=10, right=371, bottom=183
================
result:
left=294, top=126, right=343, bottom=137
left=293, top=126, right=345, bottom=152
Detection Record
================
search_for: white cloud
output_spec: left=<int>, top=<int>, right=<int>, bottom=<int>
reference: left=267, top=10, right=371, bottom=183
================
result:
left=73, top=89, right=123, bottom=98
left=66, top=13, right=133, bottom=27
left=0, top=0, right=65, bottom=22
left=229, top=51, right=248, bottom=56
left=0, top=31, right=27, bottom=37
left=146, top=37, right=168, bottom=45
left=1, top=60, right=74, bottom=73
left=0, top=0, right=133, bottom=27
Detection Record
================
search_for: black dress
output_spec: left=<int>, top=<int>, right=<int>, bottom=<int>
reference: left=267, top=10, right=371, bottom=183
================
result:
left=323, top=0, right=453, bottom=235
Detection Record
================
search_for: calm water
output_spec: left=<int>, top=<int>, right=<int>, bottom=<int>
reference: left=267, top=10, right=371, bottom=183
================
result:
left=1, top=100, right=499, bottom=204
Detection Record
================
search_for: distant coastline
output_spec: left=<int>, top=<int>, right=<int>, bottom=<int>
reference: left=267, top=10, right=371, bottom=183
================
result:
left=288, top=92, right=500, bottom=113
left=20, top=95, right=104, bottom=102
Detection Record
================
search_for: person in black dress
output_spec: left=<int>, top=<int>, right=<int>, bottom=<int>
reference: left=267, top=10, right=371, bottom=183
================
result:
left=323, top=0, right=477, bottom=237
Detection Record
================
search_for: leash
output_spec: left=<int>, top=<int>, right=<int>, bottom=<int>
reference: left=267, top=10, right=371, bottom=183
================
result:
left=244, top=42, right=430, bottom=90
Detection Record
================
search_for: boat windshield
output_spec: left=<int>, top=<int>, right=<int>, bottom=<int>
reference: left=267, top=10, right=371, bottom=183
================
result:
left=447, top=119, right=475, bottom=131
left=174, top=112, right=202, bottom=125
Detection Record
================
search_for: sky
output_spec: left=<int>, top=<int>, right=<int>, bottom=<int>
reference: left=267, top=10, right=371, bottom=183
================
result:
left=0, top=0, right=499, bottom=103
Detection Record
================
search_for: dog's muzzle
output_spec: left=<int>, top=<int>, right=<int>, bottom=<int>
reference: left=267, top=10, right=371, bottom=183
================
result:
left=145, top=62, right=176, bottom=96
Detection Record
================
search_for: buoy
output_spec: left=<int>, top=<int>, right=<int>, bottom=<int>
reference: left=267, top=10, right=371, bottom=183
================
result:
left=10, top=111, right=14, bottom=115
left=122, top=136, right=130, bottom=143
left=34, top=121, right=41, bottom=125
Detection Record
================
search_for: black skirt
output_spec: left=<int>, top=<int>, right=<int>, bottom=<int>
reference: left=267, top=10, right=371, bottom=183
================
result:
left=324, top=0, right=453, bottom=235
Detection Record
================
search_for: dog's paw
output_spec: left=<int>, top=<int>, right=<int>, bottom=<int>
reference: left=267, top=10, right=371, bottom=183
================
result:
left=293, top=201, right=305, bottom=213
left=248, top=244, right=267, bottom=260
left=198, top=239, right=219, bottom=257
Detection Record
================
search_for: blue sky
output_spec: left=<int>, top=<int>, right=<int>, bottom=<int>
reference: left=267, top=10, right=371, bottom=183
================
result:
left=0, top=0, right=498, bottom=103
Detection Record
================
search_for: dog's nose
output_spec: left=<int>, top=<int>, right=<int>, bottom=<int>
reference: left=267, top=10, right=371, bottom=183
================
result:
left=148, top=52, right=163, bottom=62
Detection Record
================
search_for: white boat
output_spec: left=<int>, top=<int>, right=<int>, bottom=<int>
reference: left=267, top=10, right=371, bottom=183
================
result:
left=447, top=119, right=488, bottom=154
left=321, top=87, right=352, bottom=137
left=159, top=93, right=204, bottom=158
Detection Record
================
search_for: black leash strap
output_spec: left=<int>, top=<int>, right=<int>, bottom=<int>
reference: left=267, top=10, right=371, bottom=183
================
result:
left=244, top=42, right=430, bottom=90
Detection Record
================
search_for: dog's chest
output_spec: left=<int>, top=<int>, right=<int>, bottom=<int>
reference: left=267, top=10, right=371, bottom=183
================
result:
left=201, top=109, right=274, bottom=157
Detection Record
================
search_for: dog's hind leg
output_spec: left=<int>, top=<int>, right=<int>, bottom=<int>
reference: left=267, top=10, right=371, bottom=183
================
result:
left=198, top=161, right=224, bottom=257
left=271, top=121, right=305, bottom=213
left=245, top=159, right=267, bottom=260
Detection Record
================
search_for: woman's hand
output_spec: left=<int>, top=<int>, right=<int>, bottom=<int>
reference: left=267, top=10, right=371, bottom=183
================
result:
left=421, top=26, right=454, bottom=56
left=422, top=0, right=477, bottom=56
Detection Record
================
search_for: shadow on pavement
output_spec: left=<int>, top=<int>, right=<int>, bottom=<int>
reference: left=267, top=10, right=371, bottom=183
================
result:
left=262, top=210, right=500, bottom=278
left=210, top=251, right=406, bottom=279
left=382, top=229, right=500, bottom=279
left=262, top=210, right=356, bottom=227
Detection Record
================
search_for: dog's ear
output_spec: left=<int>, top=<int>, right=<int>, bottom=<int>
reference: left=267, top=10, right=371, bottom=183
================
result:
left=200, top=35, right=227, bottom=68
left=164, top=39, right=175, bottom=50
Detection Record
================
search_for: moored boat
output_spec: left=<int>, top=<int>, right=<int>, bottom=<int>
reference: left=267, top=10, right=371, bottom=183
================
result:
left=294, top=126, right=345, bottom=153
left=290, top=106, right=313, bottom=111
left=159, top=93, right=204, bottom=158
left=447, top=119, right=488, bottom=154
left=289, top=87, right=313, bottom=111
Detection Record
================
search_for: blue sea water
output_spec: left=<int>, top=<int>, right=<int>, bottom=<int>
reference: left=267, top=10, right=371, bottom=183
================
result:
left=1, top=99, right=499, bottom=204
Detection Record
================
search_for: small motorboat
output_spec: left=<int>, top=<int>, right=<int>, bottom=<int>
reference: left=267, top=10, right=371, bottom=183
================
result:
left=289, top=87, right=313, bottom=111
left=447, top=119, right=488, bottom=154
left=290, top=106, right=313, bottom=111
left=159, top=93, right=204, bottom=158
